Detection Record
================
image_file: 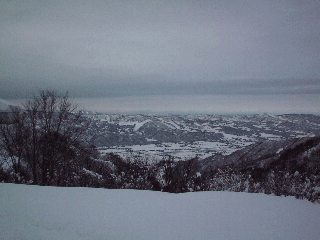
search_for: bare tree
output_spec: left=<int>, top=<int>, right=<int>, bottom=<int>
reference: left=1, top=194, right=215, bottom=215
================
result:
left=0, top=90, right=95, bottom=185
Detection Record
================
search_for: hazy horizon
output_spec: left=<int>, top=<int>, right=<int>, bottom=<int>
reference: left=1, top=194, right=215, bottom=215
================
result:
left=72, top=93, right=320, bottom=115
left=5, top=93, right=318, bottom=115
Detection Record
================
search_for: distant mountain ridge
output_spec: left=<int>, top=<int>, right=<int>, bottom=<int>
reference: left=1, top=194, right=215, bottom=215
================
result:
left=0, top=99, right=18, bottom=111
left=0, top=99, right=19, bottom=123
left=85, top=113, right=320, bottom=159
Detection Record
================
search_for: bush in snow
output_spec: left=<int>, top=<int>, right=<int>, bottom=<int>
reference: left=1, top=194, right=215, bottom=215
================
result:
left=0, top=90, right=98, bottom=186
left=205, top=167, right=320, bottom=203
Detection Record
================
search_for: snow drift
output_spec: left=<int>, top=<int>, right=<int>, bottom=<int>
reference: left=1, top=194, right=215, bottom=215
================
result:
left=0, top=183, right=319, bottom=240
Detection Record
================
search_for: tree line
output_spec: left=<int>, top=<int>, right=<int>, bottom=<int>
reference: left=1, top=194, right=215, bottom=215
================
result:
left=0, top=91, right=97, bottom=186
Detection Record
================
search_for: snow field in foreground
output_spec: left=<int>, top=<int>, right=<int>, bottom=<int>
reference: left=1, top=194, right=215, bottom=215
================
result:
left=0, top=183, right=320, bottom=240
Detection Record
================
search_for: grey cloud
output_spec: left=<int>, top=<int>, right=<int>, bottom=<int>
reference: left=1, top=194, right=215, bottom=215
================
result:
left=0, top=0, right=319, bottom=99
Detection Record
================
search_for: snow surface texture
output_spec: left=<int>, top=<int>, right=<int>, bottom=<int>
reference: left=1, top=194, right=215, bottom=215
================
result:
left=1, top=183, right=320, bottom=240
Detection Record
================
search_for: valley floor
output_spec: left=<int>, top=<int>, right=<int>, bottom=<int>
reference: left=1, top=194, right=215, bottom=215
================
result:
left=1, top=183, right=319, bottom=240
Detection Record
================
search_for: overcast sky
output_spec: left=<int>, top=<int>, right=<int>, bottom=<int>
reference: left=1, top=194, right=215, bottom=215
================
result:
left=1, top=0, right=320, bottom=105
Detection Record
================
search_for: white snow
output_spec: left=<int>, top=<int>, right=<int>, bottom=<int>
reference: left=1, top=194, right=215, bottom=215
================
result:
left=100, top=139, right=254, bottom=161
left=118, top=121, right=136, bottom=126
left=260, top=132, right=282, bottom=140
left=162, top=120, right=181, bottom=130
left=146, top=138, right=157, bottom=142
left=134, top=120, right=151, bottom=131
left=276, top=148, right=284, bottom=154
left=82, top=168, right=103, bottom=179
left=117, top=119, right=151, bottom=131
left=101, top=141, right=235, bottom=160
left=1, top=183, right=320, bottom=240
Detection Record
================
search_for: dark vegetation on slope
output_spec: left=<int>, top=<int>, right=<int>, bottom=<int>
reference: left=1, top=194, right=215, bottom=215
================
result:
left=0, top=91, right=97, bottom=186
left=0, top=91, right=320, bottom=202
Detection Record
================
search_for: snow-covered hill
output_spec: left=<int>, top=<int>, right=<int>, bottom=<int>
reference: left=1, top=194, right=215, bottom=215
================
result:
left=1, top=183, right=319, bottom=240
left=85, top=113, right=320, bottom=160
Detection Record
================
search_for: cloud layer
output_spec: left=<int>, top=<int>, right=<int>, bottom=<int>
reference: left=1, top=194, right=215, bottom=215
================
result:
left=1, top=0, right=319, bottom=99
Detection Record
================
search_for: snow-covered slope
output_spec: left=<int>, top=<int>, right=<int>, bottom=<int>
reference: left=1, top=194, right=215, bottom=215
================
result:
left=87, top=113, right=320, bottom=160
left=1, top=183, right=319, bottom=240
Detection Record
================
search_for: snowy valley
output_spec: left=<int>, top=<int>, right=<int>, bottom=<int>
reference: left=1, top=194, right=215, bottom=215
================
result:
left=85, top=113, right=320, bottom=160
